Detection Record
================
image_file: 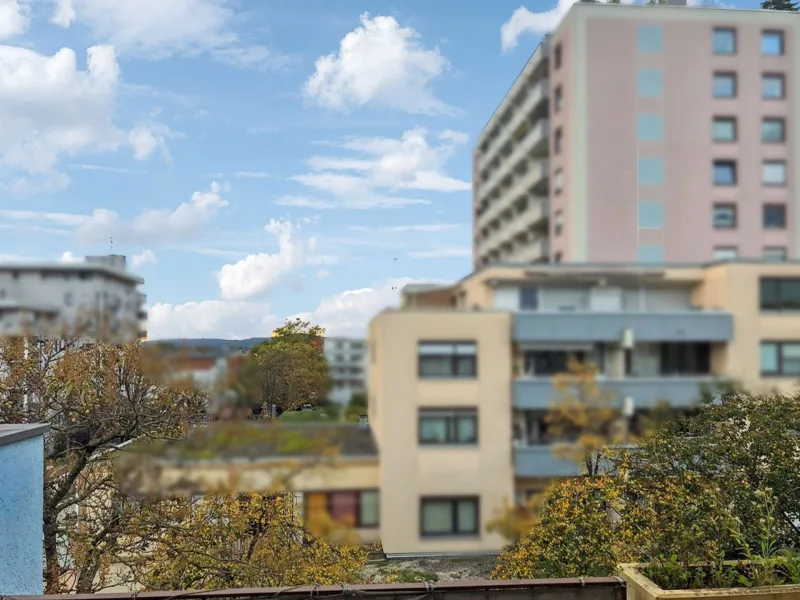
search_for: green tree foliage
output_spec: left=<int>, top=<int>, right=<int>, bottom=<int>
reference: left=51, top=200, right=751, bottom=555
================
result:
left=761, top=0, right=798, bottom=10
left=345, top=392, right=367, bottom=422
left=242, top=319, right=331, bottom=414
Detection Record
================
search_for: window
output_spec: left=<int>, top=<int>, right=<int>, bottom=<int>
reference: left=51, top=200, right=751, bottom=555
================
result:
left=638, top=157, right=664, bottom=186
left=418, top=342, right=477, bottom=378
left=713, top=204, right=737, bottom=229
left=638, top=201, right=663, bottom=229
left=554, top=86, right=563, bottom=112
left=712, top=117, right=737, bottom=142
left=554, top=128, right=563, bottom=154
left=637, top=244, right=664, bottom=264
left=760, top=278, right=800, bottom=311
left=520, top=286, right=539, bottom=310
left=419, top=409, right=478, bottom=445
left=420, top=497, right=479, bottom=537
left=554, top=252, right=562, bottom=263
left=764, top=204, right=787, bottom=229
left=637, top=24, right=663, bottom=53
left=764, top=247, right=787, bottom=262
left=762, top=30, right=784, bottom=56
left=713, top=72, right=737, bottom=98
left=305, top=490, right=380, bottom=528
left=64, top=292, right=74, bottom=307
left=554, top=44, right=562, bottom=69
left=637, top=114, right=664, bottom=142
left=713, top=246, right=738, bottom=261
left=762, top=118, right=786, bottom=143
left=713, top=28, right=736, bottom=55
left=524, top=350, right=586, bottom=376
left=554, top=210, right=563, bottom=236
left=554, top=168, right=564, bottom=194
left=637, top=69, right=663, bottom=98
left=760, top=342, right=800, bottom=376
left=763, top=160, right=787, bottom=186
left=713, top=160, right=737, bottom=185
left=762, top=73, right=785, bottom=99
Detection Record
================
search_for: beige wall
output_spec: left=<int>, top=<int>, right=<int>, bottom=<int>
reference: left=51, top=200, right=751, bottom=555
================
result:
left=369, top=311, right=514, bottom=555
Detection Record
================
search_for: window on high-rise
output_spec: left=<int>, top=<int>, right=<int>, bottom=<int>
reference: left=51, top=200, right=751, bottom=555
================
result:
left=760, top=342, right=800, bottom=376
left=762, top=118, right=786, bottom=143
left=712, top=117, right=736, bottom=142
left=638, top=157, right=664, bottom=186
left=554, top=44, right=562, bottom=69
left=762, top=30, right=784, bottom=56
left=713, top=160, right=737, bottom=186
left=764, top=247, right=787, bottom=262
left=763, top=160, right=787, bottom=186
left=713, top=72, right=737, bottom=98
left=637, top=69, right=663, bottom=98
left=554, top=86, right=563, bottom=112
left=760, top=278, right=800, bottom=311
left=554, top=127, right=563, bottom=154
left=637, top=245, right=664, bottom=264
left=713, top=246, right=738, bottom=261
left=637, top=24, right=663, bottom=53
left=712, top=28, right=736, bottom=55
left=713, top=204, right=736, bottom=229
left=638, top=201, right=663, bottom=229
left=763, top=204, right=787, bottom=229
left=420, top=497, right=479, bottom=537
left=762, top=73, right=785, bottom=99
left=637, top=114, right=664, bottom=142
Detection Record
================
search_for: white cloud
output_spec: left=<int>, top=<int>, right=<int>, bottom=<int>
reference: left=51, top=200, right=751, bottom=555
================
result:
left=57, top=0, right=290, bottom=70
left=439, top=130, right=469, bottom=145
left=0, top=0, right=29, bottom=39
left=147, top=300, right=278, bottom=340
left=216, top=218, right=321, bottom=301
left=0, top=209, right=86, bottom=227
left=350, top=223, right=461, bottom=233
left=234, top=171, right=271, bottom=179
left=50, top=0, right=75, bottom=27
left=303, top=13, right=454, bottom=115
left=408, top=247, right=471, bottom=258
left=58, top=250, right=83, bottom=263
left=0, top=43, right=167, bottom=188
left=131, top=249, right=157, bottom=268
left=292, top=128, right=469, bottom=210
left=274, top=195, right=337, bottom=210
left=75, top=181, right=228, bottom=246
left=294, top=277, right=427, bottom=337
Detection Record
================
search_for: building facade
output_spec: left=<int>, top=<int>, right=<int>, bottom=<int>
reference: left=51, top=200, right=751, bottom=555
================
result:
left=474, top=3, right=800, bottom=267
left=367, top=260, right=800, bottom=556
left=0, top=424, right=49, bottom=595
left=0, top=254, right=146, bottom=342
left=323, top=337, right=367, bottom=404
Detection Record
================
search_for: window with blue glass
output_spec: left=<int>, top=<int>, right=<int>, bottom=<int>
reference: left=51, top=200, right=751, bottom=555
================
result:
left=638, top=157, right=664, bottom=186
left=762, top=30, right=784, bottom=56
left=519, top=287, right=539, bottom=310
left=637, top=25, right=663, bottom=53
left=638, top=201, right=663, bottom=229
left=637, top=114, right=664, bottom=142
left=713, top=160, right=736, bottom=186
left=712, top=28, right=736, bottom=55
left=637, top=69, right=663, bottom=98
left=637, top=244, right=664, bottom=264
left=713, top=72, right=737, bottom=98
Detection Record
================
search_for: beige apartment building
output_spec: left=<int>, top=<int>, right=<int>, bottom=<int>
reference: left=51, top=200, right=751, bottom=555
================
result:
left=367, top=260, right=800, bottom=556
left=474, top=2, right=800, bottom=267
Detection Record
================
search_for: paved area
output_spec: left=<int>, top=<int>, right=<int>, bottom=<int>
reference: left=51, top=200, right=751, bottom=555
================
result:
left=364, top=555, right=497, bottom=583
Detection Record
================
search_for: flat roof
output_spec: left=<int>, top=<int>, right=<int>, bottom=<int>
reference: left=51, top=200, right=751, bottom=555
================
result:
left=0, top=261, right=143, bottom=285
left=0, top=423, right=50, bottom=448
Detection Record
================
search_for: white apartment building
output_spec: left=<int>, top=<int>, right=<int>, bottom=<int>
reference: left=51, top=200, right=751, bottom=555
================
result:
left=0, top=254, right=146, bottom=342
left=323, top=337, right=367, bottom=404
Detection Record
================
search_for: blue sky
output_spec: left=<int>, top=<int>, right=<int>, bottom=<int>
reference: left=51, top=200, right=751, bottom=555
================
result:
left=0, top=0, right=758, bottom=339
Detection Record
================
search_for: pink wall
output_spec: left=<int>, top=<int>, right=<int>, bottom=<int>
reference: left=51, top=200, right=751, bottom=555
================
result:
left=582, top=14, right=795, bottom=263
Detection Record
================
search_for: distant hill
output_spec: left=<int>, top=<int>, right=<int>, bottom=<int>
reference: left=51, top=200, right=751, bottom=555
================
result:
left=144, top=338, right=270, bottom=351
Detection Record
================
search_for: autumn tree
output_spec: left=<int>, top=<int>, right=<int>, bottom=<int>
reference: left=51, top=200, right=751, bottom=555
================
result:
left=0, top=336, right=207, bottom=593
left=243, top=319, right=330, bottom=414
left=124, top=493, right=367, bottom=590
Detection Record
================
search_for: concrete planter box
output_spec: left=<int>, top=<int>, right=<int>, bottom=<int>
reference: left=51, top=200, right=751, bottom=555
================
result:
left=619, top=563, right=800, bottom=600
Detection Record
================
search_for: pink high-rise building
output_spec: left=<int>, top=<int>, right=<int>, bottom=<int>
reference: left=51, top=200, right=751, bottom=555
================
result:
left=473, top=1, right=799, bottom=267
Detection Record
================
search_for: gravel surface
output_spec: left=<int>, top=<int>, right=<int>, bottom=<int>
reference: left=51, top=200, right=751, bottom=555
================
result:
left=363, top=555, right=497, bottom=583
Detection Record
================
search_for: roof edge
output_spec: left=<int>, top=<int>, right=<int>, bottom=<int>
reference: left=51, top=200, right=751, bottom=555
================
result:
left=0, top=423, right=50, bottom=449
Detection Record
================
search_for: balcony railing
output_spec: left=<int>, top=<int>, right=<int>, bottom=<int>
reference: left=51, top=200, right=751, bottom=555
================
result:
left=515, top=444, right=582, bottom=477
left=513, top=311, right=733, bottom=342
left=514, top=375, right=716, bottom=410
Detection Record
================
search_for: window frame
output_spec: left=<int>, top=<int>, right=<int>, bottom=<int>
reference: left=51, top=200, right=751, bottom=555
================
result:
left=637, top=68, right=663, bottom=99
left=304, top=489, right=381, bottom=528
left=418, top=408, right=479, bottom=446
left=554, top=85, right=563, bottom=112
left=713, top=160, right=737, bottom=186
left=760, top=278, right=800, bottom=312
left=762, top=160, right=787, bottom=187
left=418, top=341, right=478, bottom=379
left=713, top=246, right=738, bottom=261
left=554, top=210, right=563, bottom=236
left=554, top=44, right=562, bottom=69
left=762, top=117, right=786, bottom=144
left=637, top=113, right=664, bottom=142
left=638, top=200, right=664, bottom=230
left=760, top=341, right=800, bottom=377
left=763, top=247, right=788, bottom=262
left=712, top=203, right=737, bottom=229
left=763, top=203, right=787, bottom=229
left=712, top=27, right=737, bottom=55
left=419, top=496, right=480, bottom=538
left=554, top=168, right=564, bottom=194
left=762, top=30, right=785, bottom=56
left=762, top=73, right=786, bottom=100
left=712, top=116, right=737, bottom=143
left=637, top=24, right=664, bottom=54
left=713, top=72, right=737, bottom=98
left=554, top=127, right=563, bottom=154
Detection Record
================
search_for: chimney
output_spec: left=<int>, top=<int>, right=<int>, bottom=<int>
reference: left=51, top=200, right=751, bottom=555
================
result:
left=358, top=414, right=368, bottom=428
